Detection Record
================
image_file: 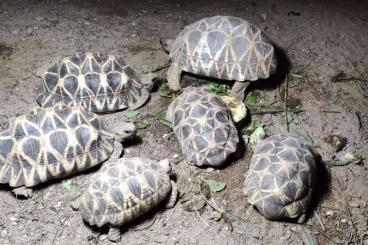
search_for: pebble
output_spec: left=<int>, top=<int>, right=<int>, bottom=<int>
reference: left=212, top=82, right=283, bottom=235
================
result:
left=36, top=16, right=44, bottom=21
left=11, top=30, right=19, bottom=35
left=172, top=154, right=179, bottom=159
left=349, top=201, right=360, bottom=208
left=325, top=210, right=334, bottom=216
left=290, top=226, right=298, bottom=232
left=206, top=167, right=215, bottom=173
left=1, top=230, right=7, bottom=237
left=9, top=217, right=16, bottom=222
left=261, top=13, right=267, bottom=20
left=340, top=218, right=347, bottom=223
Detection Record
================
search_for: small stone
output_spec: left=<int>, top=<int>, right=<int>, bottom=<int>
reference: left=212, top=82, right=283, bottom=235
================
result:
left=261, top=13, right=267, bottom=20
left=11, top=30, right=19, bottom=35
left=1, top=230, right=7, bottom=237
left=290, top=226, right=298, bottom=232
left=325, top=210, right=334, bottom=216
left=349, top=201, right=360, bottom=208
left=206, top=167, right=215, bottom=173
left=172, top=154, right=179, bottom=159
left=131, top=22, right=137, bottom=26
left=340, top=218, right=347, bottom=223
left=36, top=17, right=44, bottom=21
left=9, top=217, right=17, bottom=222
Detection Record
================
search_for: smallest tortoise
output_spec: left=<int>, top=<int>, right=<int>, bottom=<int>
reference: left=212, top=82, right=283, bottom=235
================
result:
left=166, top=87, right=239, bottom=167
left=79, top=157, right=178, bottom=242
left=244, top=134, right=317, bottom=222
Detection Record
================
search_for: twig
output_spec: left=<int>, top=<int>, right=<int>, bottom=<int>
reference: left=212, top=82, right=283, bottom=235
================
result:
left=321, top=110, right=341, bottom=113
left=194, top=207, right=209, bottom=227
left=250, top=109, right=305, bottom=115
left=355, top=112, right=362, bottom=130
left=324, top=158, right=363, bottom=167
left=199, top=186, right=251, bottom=225
left=142, top=62, right=171, bottom=74
left=345, top=199, right=362, bottom=244
left=313, top=210, right=325, bottom=231
left=304, top=224, right=343, bottom=245
left=284, top=75, right=290, bottom=132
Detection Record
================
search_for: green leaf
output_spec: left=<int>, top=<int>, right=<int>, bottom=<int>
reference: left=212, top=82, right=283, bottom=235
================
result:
left=62, top=179, right=72, bottom=191
left=245, top=92, right=256, bottom=105
left=123, top=111, right=139, bottom=119
left=135, top=122, right=150, bottom=129
left=249, top=127, right=266, bottom=146
left=159, top=83, right=173, bottom=98
left=210, top=210, right=223, bottom=221
left=207, top=83, right=230, bottom=96
left=154, top=111, right=173, bottom=128
left=203, top=179, right=226, bottom=193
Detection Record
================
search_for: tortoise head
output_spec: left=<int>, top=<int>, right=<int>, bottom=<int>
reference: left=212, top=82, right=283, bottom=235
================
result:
left=112, top=122, right=137, bottom=142
left=158, top=159, right=172, bottom=174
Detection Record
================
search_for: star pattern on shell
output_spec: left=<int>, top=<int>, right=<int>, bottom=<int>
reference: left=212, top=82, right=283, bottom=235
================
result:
left=166, top=87, right=239, bottom=167
left=170, top=16, right=277, bottom=82
left=0, top=104, right=114, bottom=188
left=244, top=134, right=317, bottom=221
left=37, top=52, right=149, bottom=112
left=79, top=157, right=173, bottom=228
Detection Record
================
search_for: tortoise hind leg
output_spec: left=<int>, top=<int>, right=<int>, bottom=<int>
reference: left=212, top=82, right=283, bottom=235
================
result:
left=107, top=226, right=121, bottom=242
left=167, top=65, right=182, bottom=91
left=12, top=187, right=33, bottom=198
left=165, top=181, right=178, bottom=209
left=230, top=81, right=249, bottom=99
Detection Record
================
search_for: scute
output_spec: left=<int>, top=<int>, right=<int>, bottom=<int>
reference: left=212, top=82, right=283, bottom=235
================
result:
left=0, top=105, right=115, bottom=189
left=244, top=134, right=317, bottom=221
left=37, top=52, right=149, bottom=113
left=79, top=157, right=172, bottom=227
left=167, top=87, right=238, bottom=167
left=170, top=16, right=277, bottom=81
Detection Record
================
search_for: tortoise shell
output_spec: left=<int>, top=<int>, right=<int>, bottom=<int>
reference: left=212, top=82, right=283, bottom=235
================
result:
left=79, top=157, right=172, bottom=227
left=0, top=104, right=114, bottom=188
left=37, top=52, right=149, bottom=112
left=170, top=16, right=277, bottom=81
left=166, top=87, right=239, bottom=167
left=244, top=134, right=317, bottom=220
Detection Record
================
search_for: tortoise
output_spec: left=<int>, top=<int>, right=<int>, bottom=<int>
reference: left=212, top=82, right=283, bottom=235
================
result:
left=0, top=104, right=136, bottom=197
left=37, top=52, right=149, bottom=113
left=166, top=87, right=239, bottom=167
left=167, top=15, right=277, bottom=99
left=244, top=134, right=317, bottom=222
left=79, top=157, right=178, bottom=242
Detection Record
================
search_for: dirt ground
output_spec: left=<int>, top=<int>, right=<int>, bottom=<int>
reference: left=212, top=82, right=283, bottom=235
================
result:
left=0, top=0, right=368, bottom=244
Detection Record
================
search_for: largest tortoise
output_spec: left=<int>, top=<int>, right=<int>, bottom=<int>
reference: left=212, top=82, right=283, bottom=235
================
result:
left=167, top=15, right=277, bottom=98
left=37, top=52, right=149, bottom=113
left=0, top=104, right=136, bottom=197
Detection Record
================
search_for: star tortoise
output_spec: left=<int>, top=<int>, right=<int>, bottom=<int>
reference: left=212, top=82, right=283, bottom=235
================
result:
left=37, top=52, right=149, bottom=113
left=166, top=87, right=239, bottom=167
left=79, top=157, right=177, bottom=242
left=167, top=15, right=277, bottom=98
left=0, top=104, right=136, bottom=197
left=244, top=134, right=318, bottom=222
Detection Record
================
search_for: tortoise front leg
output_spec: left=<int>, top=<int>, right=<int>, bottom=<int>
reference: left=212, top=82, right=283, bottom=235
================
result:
left=12, top=186, right=33, bottom=198
left=167, top=65, right=182, bottom=91
left=107, top=226, right=122, bottom=242
left=230, top=81, right=249, bottom=99
left=165, top=181, right=178, bottom=209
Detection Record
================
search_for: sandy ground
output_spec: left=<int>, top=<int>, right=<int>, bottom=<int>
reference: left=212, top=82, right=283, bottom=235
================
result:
left=0, top=0, right=367, bottom=244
